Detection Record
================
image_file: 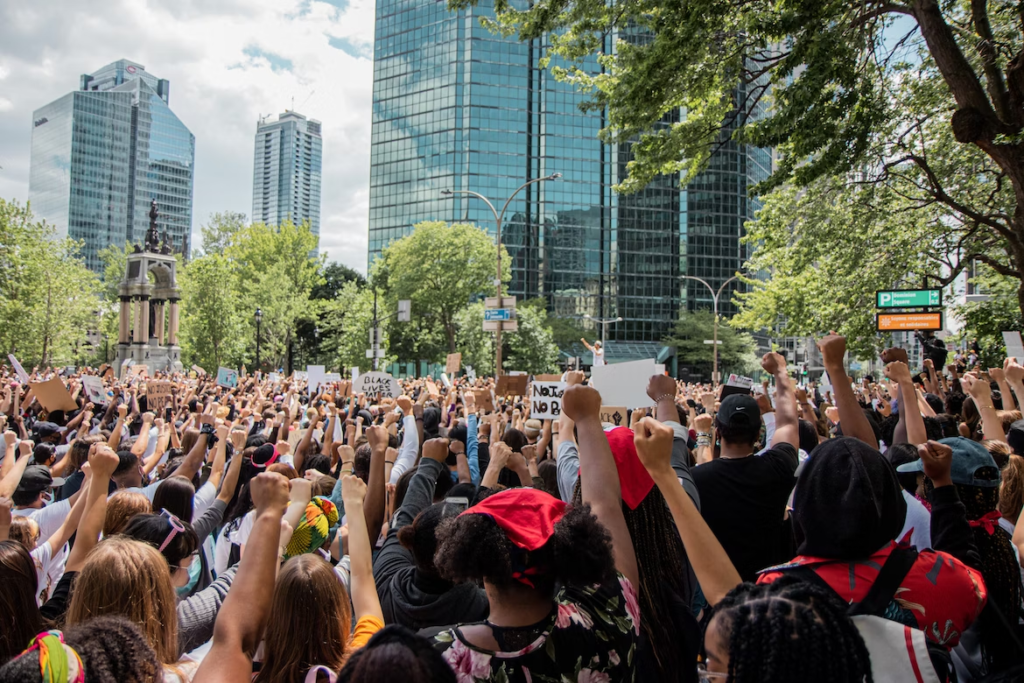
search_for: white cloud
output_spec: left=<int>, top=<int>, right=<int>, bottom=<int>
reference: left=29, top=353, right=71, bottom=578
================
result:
left=0, top=0, right=372, bottom=273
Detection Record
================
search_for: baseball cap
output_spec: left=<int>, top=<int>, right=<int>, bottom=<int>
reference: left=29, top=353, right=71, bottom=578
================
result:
left=896, top=437, right=1000, bottom=488
left=32, top=421, right=61, bottom=439
left=16, top=465, right=66, bottom=495
left=716, top=394, right=761, bottom=428
left=1007, top=419, right=1024, bottom=456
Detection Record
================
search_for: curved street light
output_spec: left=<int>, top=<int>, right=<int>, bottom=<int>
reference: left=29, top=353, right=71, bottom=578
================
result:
left=679, top=274, right=740, bottom=384
left=441, top=173, right=562, bottom=375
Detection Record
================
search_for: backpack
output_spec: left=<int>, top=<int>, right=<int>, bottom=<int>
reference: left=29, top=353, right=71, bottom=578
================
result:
left=776, top=546, right=955, bottom=683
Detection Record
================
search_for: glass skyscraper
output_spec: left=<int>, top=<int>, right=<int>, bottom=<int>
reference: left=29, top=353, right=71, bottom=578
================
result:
left=29, top=59, right=195, bottom=273
left=252, top=111, right=323, bottom=241
left=368, top=1, right=768, bottom=354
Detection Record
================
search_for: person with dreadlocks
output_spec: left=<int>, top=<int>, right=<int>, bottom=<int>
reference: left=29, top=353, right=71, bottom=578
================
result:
left=631, top=414, right=942, bottom=683
left=569, top=375, right=701, bottom=683
left=899, top=436, right=1024, bottom=679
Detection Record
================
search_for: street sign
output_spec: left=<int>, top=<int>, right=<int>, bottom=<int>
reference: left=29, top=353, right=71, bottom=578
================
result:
left=397, top=299, right=411, bottom=322
left=485, top=308, right=512, bottom=322
left=483, top=320, right=518, bottom=332
left=876, top=312, right=944, bottom=332
left=702, top=340, right=723, bottom=345
left=485, top=296, right=516, bottom=309
left=876, top=289, right=942, bottom=308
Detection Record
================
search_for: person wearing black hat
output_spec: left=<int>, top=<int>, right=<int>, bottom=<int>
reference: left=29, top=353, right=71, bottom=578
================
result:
left=11, top=464, right=76, bottom=543
left=690, top=352, right=800, bottom=582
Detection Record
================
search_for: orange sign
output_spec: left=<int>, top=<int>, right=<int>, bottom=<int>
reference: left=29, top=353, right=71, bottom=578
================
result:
left=876, top=312, right=943, bottom=332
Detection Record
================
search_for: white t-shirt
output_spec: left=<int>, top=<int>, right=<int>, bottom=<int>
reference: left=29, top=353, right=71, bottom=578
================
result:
left=14, top=499, right=71, bottom=543
left=592, top=347, right=605, bottom=367
left=29, top=541, right=67, bottom=605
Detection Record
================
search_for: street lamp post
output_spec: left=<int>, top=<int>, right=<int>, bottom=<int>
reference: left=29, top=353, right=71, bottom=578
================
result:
left=442, top=173, right=561, bottom=375
left=679, top=275, right=740, bottom=384
left=584, top=315, right=623, bottom=348
left=254, top=307, right=263, bottom=372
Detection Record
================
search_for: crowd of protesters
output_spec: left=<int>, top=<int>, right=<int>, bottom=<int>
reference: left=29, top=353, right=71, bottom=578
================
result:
left=0, top=332, right=1023, bottom=682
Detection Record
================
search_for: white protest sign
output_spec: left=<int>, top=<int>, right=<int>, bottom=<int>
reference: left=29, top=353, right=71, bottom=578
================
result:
left=267, top=372, right=281, bottom=383
left=1003, top=331, right=1024, bottom=363
left=351, top=367, right=359, bottom=386
left=81, top=375, right=107, bottom=404
left=8, top=354, right=29, bottom=384
left=440, top=372, right=451, bottom=388
left=530, top=381, right=565, bottom=419
left=324, top=372, right=341, bottom=383
left=354, top=371, right=401, bottom=399
left=590, top=359, right=658, bottom=409
left=293, top=371, right=308, bottom=381
left=307, top=365, right=326, bottom=395
left=466, top=366, right=476, bottom=381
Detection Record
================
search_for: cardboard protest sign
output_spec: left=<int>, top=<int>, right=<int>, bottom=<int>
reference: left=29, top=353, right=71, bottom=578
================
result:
left=600, top=406, right=629, bottom=427
left=354, top=371, right=401, bottom=399
left=191, top=365, right=206, bottom=377
left=81, top=376, right=107, bottom=404
left=216, top=367, right=239, bottom=389
left=446, top=353, right=462, bottom=375
left=127, top=365, right=148, bottom=381
left=530, top=381, right=565, bottom=419
left=306, top=365, right=326, bottom=396
left=535, top=374, right=562, bottom=382
left=98, top=363, right=113, bottom=379
left=590, top=359, right=659, bottom=409
left=425, top=380, right=440, bottom=397
left=8, top=354, right=29, bottom=384
left=473, top=389, right=496, bottom=413
left=496, top=374, right=528, bottom=397
left=32, top=378, right=78, bottom=413
left=146, top=380, right=173, bottom=413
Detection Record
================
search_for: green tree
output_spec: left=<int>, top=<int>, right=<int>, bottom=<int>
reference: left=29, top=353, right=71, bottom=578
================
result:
left=454, top=301, right=560, bottom=375
left=953, top=267, right=1023, bottom=368
left=0, top=199, right=101, bottom=366
left=311, top=262, right=367, bottom=300
left=665, top=310, right=758, bottom=380
left=178, top=253, right=246, bottom=371
left=321, top=281, right=396, bottom=372
left=375, top=221, right=509, bottom=353
left=226, top=220, right=323, bottom=371
left=199, top=211, right=247, bottom=256
left=462, top=0, right=1024, bottom=313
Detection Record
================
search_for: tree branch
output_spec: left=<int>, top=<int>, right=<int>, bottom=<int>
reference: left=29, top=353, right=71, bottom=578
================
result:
left=970, top=0, right=1013, bottom=124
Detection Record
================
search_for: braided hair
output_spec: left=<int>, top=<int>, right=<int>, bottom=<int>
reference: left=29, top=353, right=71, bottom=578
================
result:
left=573, top=478, right=697, bottom=682
left=957, top=483, right=1023, bottom=673
left=711, top=577, right=873, bottom=683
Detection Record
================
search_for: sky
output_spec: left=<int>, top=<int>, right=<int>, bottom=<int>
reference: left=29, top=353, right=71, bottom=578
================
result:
left=0, top=0, right=375, bottom=273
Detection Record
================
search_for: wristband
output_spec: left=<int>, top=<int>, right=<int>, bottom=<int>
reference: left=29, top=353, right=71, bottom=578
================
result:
left=653, top=393, right=675, bottom=403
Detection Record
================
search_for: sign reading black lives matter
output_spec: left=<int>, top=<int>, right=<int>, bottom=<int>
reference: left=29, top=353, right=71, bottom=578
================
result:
left=354, top=371, right=401, bottom=399
left=530, top=381, right=565, bottom=420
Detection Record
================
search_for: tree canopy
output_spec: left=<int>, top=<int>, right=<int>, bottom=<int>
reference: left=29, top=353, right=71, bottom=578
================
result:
left=664, top=309, right=759, bottom=380
left=461, top=0, right=1024, bottom=315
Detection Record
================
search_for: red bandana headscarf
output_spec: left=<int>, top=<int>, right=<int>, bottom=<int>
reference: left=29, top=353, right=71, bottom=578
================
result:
left=460, top=488, right=567, bottom=551
left=605, top=427, right=655, bottom=510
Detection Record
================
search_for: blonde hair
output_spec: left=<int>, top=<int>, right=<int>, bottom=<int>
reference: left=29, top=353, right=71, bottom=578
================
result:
left=104, top=490, right=152, bottom=536
left=9, top=517, right=40, bottom=549
left=66, top=536, right=180, bottom=664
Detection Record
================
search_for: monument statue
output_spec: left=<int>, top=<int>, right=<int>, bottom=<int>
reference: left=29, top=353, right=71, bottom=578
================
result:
left=145, top=200, right=161, bottom=253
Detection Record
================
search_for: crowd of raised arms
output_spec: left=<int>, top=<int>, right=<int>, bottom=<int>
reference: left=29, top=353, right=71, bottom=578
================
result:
left=2, top=333, right=1024, bottom=683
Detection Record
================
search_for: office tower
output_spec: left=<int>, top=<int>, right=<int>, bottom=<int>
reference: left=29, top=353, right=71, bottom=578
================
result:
left=252, top=111, right=323, bottom=242
left=29, top=59, right=195, bottom=273
left=368, top=1, right=764, bottom=355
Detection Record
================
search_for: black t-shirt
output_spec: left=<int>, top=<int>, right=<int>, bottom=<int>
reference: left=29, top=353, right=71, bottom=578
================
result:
left=692, top=443, right=799, bottom=582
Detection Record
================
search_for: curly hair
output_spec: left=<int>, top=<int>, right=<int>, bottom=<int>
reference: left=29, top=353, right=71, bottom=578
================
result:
left=433, top=502, right=614, bottom=595
left=0, top=616, right=170, bottom=683
left=711, top=577, right=873, bottom=683
left=338, top=625, right=455, bottom=683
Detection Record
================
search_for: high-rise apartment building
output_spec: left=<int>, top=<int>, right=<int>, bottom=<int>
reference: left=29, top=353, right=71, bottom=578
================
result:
left=368, top=1, right=766, bottom=356
left=252, top=111, right=323, bottom=241
left=29, top=59, right=195, bottom=272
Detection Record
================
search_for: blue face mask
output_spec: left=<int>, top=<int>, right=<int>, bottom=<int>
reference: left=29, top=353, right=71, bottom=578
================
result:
left=176, top=554, right=202, bottom=597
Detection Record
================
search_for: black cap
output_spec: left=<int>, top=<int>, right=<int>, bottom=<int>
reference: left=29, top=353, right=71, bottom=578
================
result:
left=16, top=465, right=65, bottom=495
left=1008, top=419, right=1024, bottom=456
left=32, top=421, right=61, bottom=438
left=716, top=394, right=761, bottom=428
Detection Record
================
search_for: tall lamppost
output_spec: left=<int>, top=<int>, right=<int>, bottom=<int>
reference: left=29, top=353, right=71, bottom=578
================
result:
left=584, top=314, right=623, bottom=348
left=679, top=274, right=740, bottom=384
left=254, top=307, right=263, bottom=372
left=442, top=172, right=561, bottom=375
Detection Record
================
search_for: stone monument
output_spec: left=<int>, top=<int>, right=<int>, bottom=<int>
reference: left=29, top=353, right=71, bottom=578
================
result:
left=115, top=200, right=184, bottom=374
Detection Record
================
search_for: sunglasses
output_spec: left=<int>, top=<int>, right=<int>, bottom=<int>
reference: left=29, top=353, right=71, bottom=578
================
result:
left=158, top=509, right=186, bottom=552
